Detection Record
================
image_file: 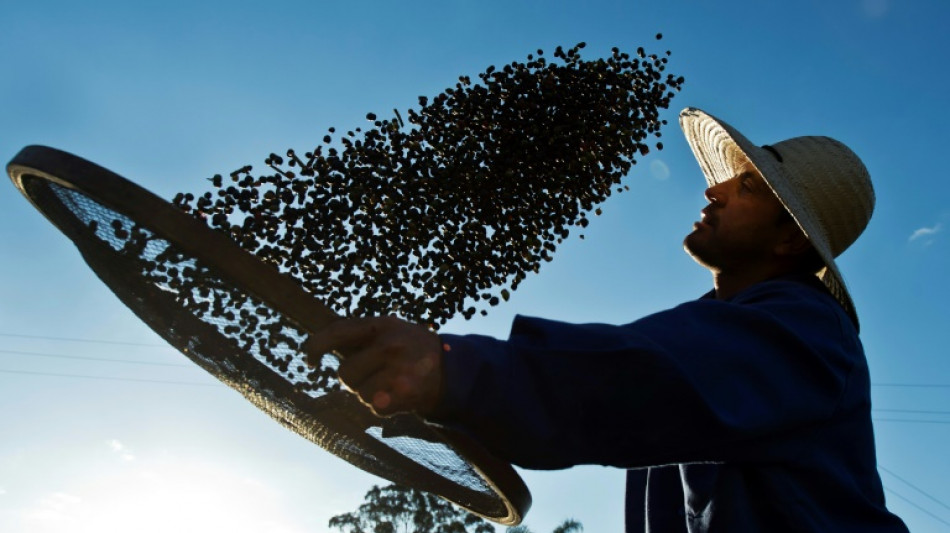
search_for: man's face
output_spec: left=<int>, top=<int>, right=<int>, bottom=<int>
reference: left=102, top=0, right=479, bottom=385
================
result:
left=684, top=161, right=792, bottom=273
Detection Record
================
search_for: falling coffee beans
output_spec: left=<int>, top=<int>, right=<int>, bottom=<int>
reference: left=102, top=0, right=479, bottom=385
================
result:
left=170, top=41, right=683, bottom=332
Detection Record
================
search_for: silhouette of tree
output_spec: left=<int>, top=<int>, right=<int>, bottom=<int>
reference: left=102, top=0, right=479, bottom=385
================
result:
left=552, top=519, right=583, bottom=533
left=331, top=484, right=584, bottom=533
left=329, top=484, right=494, bottom=533
left=506, top=518, right=583, bottom=533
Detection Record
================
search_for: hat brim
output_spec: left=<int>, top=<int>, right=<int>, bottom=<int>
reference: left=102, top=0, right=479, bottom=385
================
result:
left=678, top=107, right=858, bottom=327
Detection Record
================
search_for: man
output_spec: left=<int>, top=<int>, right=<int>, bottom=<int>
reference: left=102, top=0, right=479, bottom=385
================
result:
left=306, top=108, right=909, bottom=531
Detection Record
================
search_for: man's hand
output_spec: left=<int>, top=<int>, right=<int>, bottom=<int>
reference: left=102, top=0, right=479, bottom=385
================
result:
left=304, top=316, right=444, bottom=417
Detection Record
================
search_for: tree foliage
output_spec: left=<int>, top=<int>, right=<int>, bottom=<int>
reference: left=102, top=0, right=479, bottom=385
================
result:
left=552, top=519, right=583, bottom=533
left=331, top=484, right=583, bottom=533
left=506, top=518, right=583, bottom=533
left=329, top=484, right=494, bottom=533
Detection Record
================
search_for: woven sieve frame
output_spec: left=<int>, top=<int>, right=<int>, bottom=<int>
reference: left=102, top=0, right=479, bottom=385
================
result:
left=7, top=145, right=531, bottom=525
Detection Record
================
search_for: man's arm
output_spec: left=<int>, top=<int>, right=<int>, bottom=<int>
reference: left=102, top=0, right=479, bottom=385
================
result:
left=306, top=278, right=865, bottom=469
left=431, top=278, right=863, bottom=469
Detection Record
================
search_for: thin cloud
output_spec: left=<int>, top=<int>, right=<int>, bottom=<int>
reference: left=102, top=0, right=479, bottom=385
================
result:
left=24, top=492, right=83, bottom=524
left=909, top=223, right=941, bottom=243
left=862, top=0, right=888, bottom=18
left=107, top=439, right=135, bottom=462
left=649, top=159, right=670, bottom=181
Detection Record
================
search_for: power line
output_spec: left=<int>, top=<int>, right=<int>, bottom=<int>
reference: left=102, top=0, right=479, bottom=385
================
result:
left=1, top=368, right=932, bottom=406
left=0, top=369, right=220, bottom=387
left=880, top=465, right=950, bottom=513
left=873, top=418, right=950, bottom=425
left=0, top=332, right=169, bottom=348
left=884, top=487, right=950, bottom=528
left=873, top=383, right=950, bottom=389
left=1, top=329, right=938, bottom=389
left=874, top=408, right=950, bottom=416
left=0, top=348, right=193, bottom=367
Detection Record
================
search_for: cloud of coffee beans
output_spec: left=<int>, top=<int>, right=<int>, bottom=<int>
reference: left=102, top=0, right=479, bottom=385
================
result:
left=173, top=39, right=683, bottom=328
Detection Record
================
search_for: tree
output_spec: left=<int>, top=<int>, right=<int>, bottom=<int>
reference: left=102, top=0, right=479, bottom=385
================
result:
left=329, top=484, right=494, bottom=533
left=331, top=483, right=583, bottom=533
left=506, top=519, right=583, bottom=533
left=552, top=519, right=583, bottom=533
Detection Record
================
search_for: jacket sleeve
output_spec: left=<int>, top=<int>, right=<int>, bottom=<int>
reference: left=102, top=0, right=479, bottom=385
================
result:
left=426, top=278, right=866, bottom=470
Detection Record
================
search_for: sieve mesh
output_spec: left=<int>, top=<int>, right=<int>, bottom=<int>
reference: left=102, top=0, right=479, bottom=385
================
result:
left=9, top=154, right=526, bottom=523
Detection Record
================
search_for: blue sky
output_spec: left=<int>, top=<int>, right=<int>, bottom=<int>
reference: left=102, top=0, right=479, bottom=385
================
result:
left=1, top=1, right=948, bottom=531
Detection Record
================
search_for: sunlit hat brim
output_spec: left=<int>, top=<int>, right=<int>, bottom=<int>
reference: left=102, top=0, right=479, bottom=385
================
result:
left=678, top=107, right=864, bottom=327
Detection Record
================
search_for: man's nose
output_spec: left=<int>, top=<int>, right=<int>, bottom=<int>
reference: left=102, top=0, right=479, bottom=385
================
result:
left=704, top=182, right=726, bottom=204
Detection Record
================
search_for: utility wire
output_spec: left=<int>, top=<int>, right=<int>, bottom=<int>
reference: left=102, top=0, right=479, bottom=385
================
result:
left=0, top=368, right=944, bottom=416
left=0, top=332, right=168, bottom=348
left=873, top=418, right=950, bottom=425
left=1, top=331, right=944, bottom=388
left=0, top=369, right=220, bottom=387
left=0, top=349, right=193, bottom=367
left=874, top=409, right=950, bottom=416
left=873, top=383, right=950, bottom=389
left=884, top=487, right=950, bottom=528
left=6, top=369, right=940, bottom=409
left=880, top=465, right=950, bottom=513
left=2, top=332, right=947, bottom=397
left=1, top=334, right=948, bottom=396
left=12, top=369, right=941, bottom=417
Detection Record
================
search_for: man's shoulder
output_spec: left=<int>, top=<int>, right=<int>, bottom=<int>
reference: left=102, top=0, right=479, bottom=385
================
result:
left=725, top=274, right=858, bottom=337
left=734, top=274, right=833, bottom=301
left=667, top=274, right=841, bottom=325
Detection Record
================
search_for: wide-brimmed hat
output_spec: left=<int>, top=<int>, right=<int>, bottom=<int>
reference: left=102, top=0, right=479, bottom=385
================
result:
left=678, top=107, right=874, bottom=329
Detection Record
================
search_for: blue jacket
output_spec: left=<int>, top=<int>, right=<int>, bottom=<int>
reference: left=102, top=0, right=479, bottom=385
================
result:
left=432, top=275, right=908, bottom=532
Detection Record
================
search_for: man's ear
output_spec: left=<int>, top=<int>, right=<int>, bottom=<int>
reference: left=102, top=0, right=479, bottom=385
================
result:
left=774, top=224, right=813, bottom=258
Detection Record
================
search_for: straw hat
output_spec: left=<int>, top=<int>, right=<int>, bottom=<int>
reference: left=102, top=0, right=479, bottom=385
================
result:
left=678, top=107, right=874, bottom=329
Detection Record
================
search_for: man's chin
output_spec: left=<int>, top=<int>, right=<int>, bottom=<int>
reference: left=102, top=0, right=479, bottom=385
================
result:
left=683, top=230, right=702, bottom=253
left=683, top=235, right=715, bottom=269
